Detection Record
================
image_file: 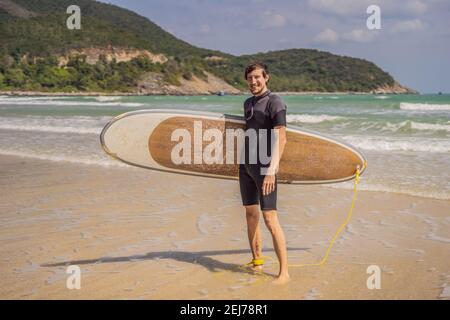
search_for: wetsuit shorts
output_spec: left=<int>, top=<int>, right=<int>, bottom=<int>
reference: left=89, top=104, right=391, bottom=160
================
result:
left=239, top=164, right=278, bottom=211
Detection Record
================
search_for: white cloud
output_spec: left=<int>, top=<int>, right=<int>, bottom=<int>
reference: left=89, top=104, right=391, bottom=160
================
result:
left=308, top=0, right=372, bottom=16
left=406, top=0, right=427, bottom=14
left=313, top=28, right=339, bottom=44
left=271, top=14, right=287, bottom=27
left=391, top=19, right=425, bottom=33
left=259, top=11, right=287, bottom=28
left=308, top=0, right=428, bottom=16
left=199, top=24, right=211, bottom=34
left=278, top=37, right=291, bottom=44
left=343, top=29, right=379, bottom=42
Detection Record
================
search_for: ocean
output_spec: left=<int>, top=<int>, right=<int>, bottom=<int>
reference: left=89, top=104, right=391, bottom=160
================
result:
left=0, top=93, right=449, bottom=200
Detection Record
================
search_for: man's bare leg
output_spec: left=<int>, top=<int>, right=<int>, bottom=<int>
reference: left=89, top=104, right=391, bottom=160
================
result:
left=262, top=209, right=290, bottom=284
left=245, top=205, right=263, bottom=270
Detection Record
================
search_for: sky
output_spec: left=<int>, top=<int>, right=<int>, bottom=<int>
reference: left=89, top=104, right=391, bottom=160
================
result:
left=98, top=0, right=450, bottom=93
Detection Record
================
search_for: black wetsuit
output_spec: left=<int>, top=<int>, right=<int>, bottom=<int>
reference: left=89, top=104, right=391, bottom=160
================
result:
left=239, top=90, right=287, bottom=210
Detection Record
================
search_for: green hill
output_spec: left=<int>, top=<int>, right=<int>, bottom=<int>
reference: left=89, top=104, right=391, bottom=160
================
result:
left=208, top=49, right=397, bottom=92
left=1, top=0, right=224, bottom=58
left=0, top=0, right=413, bottom=94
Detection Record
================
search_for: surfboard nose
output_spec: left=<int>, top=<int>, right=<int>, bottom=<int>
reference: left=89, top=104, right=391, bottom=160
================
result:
left=101, top=111, right=174, bottom=168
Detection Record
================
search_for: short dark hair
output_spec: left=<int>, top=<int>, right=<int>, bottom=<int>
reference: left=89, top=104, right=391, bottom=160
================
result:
left=244, top=62, right=269, bottom=80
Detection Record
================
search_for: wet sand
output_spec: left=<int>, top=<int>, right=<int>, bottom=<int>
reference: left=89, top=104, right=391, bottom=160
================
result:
left=0, top=154, right=448, bottom=299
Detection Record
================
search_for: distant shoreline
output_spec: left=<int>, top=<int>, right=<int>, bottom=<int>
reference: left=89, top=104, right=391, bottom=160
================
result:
left=0, top=90, right=420, bottom=97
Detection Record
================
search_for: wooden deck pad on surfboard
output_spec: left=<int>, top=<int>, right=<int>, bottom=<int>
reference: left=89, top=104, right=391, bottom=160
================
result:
left=100, top=109, right=366, bottom=184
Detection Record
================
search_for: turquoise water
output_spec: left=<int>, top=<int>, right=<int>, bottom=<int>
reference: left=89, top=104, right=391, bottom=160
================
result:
left=0, top=94, right=449, bottom=200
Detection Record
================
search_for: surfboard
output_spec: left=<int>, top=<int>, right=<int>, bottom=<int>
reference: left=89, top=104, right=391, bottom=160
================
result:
left=100, top=109, right=366, bottom=184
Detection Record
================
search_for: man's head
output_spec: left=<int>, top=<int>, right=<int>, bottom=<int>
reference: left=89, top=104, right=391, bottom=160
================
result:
left=245, top=62, right=269, bottom=96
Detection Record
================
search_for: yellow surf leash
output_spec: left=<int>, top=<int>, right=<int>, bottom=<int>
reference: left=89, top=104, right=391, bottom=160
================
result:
left=214, top=163, right=366, bottom=283
left=240, top=162, right=366, bottom=270
left=287, top=163, right=364, bottom=268
left=262, top=163, right=365, bottom=269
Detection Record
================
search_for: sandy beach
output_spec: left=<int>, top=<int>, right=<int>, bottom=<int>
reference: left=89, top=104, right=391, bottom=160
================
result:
left=0, top=154, right=448, bottom=299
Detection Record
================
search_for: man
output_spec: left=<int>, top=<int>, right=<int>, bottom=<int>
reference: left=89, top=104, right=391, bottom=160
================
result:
left=239, top=62, right=290, bottom=284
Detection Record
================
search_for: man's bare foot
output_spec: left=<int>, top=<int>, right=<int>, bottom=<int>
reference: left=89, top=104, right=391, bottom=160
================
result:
left=249, top=258, right=264, bottom=272
left=272, top=273, right=290, bottom=285
left=251, top=265, right=263, bottom=272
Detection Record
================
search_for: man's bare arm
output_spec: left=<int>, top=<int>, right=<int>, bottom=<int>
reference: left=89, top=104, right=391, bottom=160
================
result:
left=267, top=125, right=287, bottom=175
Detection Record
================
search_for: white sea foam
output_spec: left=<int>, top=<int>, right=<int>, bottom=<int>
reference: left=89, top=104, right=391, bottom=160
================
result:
left=196, top=213, right=225, bottom=235
left=400, top=103, right=450, bottom=111
left=325, top=182, right=450, bottom=201
left=406, top=249, right=425, bottom=255
left=0, top=116, right=108, bottom=134
left=340, top=135, right=450, bottom=153
left=0, top=97, right=144, bottom=107
left=423, top=218, right=450, bottom=244
left=94, top=96, right=123, bottom=102
left=0, top=96, right=69, bottom=101
left=374, top=95, right=389, bottom=99
left=287, top=114, right=342, bottom=123
left=304, top=288, right=321, bottom=300
left=0, top=124, right=102, bottom=134
left=0, top=149, right=128, bottom=168
left=369, top=121, right=450, bottom=133
left=410, top=121, right=450, bottom=132
left=440, top=284, right=450, bottom=299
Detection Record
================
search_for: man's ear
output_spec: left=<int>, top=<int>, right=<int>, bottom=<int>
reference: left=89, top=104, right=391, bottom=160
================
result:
left=265, top=74, right=270, bottom=83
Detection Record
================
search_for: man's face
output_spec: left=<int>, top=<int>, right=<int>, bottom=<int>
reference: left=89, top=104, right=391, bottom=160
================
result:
left=246, top=68, right=269, bottom=96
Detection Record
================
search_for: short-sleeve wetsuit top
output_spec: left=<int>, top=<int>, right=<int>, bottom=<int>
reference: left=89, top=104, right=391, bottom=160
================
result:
left=242, top=90, right=287, bottom=170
